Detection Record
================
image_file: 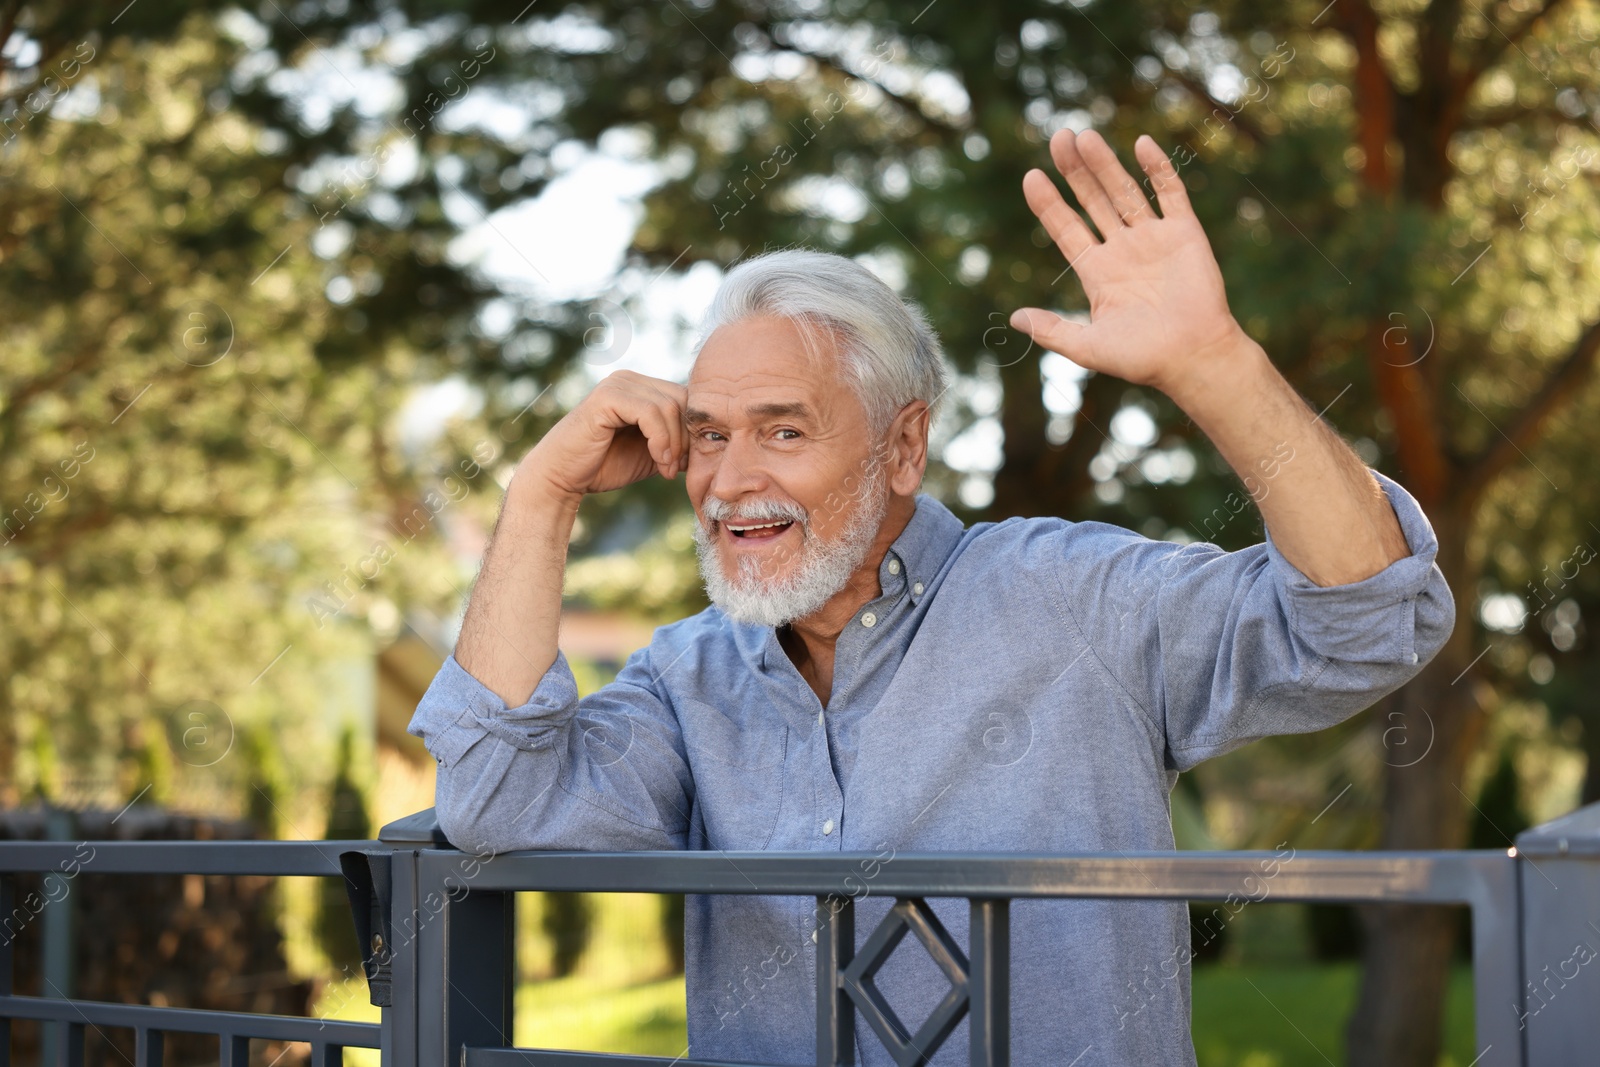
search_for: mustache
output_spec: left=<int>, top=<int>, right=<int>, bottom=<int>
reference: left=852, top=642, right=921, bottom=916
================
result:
left=701, top=495, right=810, bottom=527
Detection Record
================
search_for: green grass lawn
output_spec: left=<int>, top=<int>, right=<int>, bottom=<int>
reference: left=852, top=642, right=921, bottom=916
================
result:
left=1190, top=963, right=1477, bottom=1067
left=502, top=963, right=1478, bottom=1065
left=517, top=972, right=692, bottom=1056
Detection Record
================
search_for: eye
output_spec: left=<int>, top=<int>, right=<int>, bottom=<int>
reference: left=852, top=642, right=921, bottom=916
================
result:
left=774, top=428, right=801, bottom=441
left=698, top=429, right=726, bottom=443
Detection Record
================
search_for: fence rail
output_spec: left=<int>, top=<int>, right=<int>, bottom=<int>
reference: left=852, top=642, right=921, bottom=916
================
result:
left=5, top=801, right=1600, bottom=1066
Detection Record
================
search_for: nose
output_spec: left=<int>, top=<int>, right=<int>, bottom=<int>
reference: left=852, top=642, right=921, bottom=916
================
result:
left=704, top=432, right=771, bottom=502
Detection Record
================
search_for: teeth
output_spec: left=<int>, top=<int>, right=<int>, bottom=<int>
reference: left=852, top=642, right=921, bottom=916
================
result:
left=727, top=520, right=792, bottom=532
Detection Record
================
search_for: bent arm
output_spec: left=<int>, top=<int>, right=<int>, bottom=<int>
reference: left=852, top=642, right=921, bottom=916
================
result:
left=423, top=369, right=692, bottom=850
left=1167, top=335, right=1412, bottom=588
left=454, top=477, right=579, bottom=707
left=1003, top=130, right=1411, bottom=586
left=409, top=647, right=694, bottom=854
left=456, top=368, right=689, bottom=706
left=1054, top=468, right=1455, bottom=771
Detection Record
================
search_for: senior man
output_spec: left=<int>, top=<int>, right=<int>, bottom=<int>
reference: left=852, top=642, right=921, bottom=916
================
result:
left=409, top=130, right=1454, bottom=1066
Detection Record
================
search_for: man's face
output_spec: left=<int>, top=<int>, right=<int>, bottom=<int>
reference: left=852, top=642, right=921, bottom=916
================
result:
left=684, top=314, right=890, bottom=625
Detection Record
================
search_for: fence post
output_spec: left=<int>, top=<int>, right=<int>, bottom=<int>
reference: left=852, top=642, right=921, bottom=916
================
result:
left=381, top=847, right=418, bottom=1067
left=816, top=894, right=855, bottom=1067
left=1, top=873, right=12, bottom=1067
left=377, top=808, right=450, bottom=1067
left=1515, top=802, right=1600, bottom=1065
left=39, top=808, right=76, bottom=1067
left=968, top=899, right=1009, bottom=1067
left=413, top=844, right=514, bottom=1064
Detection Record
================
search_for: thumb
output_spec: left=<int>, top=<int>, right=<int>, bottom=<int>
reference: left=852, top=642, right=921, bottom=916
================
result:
left=1009, top=308, right=1099, bottom=371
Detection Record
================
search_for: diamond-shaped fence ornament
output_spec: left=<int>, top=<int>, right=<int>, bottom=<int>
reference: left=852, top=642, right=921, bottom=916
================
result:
left=840, top=898, right=971, bottom=1066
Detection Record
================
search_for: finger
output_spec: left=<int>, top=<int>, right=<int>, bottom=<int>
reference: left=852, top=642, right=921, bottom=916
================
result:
left=598, top=377, right=660, bottom=457
left=623, top=376, right=685, bottom=475
left=1008, top=308, right=1101, bottom=373
left=1134, top=134, right=1193, bottom=220
left=661, top=395, right=687, bottom=477
left=645, top=381, right=688, bottom=473
left=610, top=375, right=681, bottom=477
left=1074, top=129, right=1157, bottom=226
left=1022, top=169, right=1098, bottom=267
left=633, top=403, right=680, bottom=479
left=669, top=401, right=687, bottom=477
left=1049, top=129, right=1125, bottom=237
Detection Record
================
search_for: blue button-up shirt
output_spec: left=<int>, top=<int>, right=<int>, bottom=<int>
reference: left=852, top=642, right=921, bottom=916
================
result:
left=408, top=469, right=1454, bottom=1066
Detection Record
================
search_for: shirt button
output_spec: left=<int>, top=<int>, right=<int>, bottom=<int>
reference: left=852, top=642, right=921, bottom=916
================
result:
left=912, top=582, right=924, bottom=596
left=888, top=559, right=901, bottom=575
left=812, top=928, right=819, bottom=943
left=1410, top=651, right=1419, bottom=664
left=817, top=709, right=824, bottom=727
left=861, top=612, right=877, bottom=628
left=822, top=819, right=835, bottom=835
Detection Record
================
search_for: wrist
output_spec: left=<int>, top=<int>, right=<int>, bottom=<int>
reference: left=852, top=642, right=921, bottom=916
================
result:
left=505, top=461, right=584, bottom=521
left=1160, top=325, right=1273, bottom=418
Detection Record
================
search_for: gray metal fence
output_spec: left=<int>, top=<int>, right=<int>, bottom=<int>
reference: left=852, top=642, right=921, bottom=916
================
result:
left=5, top=800, right=1600, bottom=1066
left=0, top=839, right=382, bottom=1065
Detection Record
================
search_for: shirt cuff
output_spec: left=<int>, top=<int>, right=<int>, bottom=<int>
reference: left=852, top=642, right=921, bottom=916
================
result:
left=406, top=651, right=580, bottom=768
left=1262, top=468, right=1445, bottom=666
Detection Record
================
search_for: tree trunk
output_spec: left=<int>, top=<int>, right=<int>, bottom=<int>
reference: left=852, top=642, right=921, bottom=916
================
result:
left=1348, top=499, right=1491, bottom=1066
left=986, top=358, right=1109, bottom=520
left=1349, top=894, right=1464, bottom=1066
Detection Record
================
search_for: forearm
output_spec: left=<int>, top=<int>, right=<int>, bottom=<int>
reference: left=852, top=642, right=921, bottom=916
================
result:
left=454, top=476, right=582, bottom=706
left=1169, top=333, right=1411, bottom=587
left=409, top=652, right=687, bottom=853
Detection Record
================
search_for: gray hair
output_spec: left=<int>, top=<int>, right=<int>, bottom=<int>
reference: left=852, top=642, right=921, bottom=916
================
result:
left=692, top=249, right=951, bottom=434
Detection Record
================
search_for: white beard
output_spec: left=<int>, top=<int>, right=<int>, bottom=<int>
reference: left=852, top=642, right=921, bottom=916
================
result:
left=693, top=461, right=889, bottom=628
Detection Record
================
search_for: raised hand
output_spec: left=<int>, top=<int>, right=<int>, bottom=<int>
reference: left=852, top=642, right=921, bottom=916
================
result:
left=517, top=369, right=688, bottom=501
left=1008, top=130, right=1251, bottom=402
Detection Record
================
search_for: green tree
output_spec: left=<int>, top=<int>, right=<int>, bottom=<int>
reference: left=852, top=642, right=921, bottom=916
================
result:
left=317, top=724, right=371, bottom=973
left=660, top=893, right=686, bottom=976
left=541, top=891, right=594, bottom=979
left=7, top=4, right=1599, bottom=1062
left=1469, top=744, right=1531, bottom=851
left=239, top=722, right=287, bottom=838
left=358, top=6, right=1590, bottom=1061
left=0, top=11, right=470, bottom=814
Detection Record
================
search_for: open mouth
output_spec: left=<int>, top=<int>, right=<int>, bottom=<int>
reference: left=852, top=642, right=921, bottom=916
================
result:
left=725, top=519, right=795, bottom=540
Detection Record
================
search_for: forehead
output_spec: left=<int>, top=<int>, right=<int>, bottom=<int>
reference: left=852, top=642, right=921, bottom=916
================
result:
left=687, top=314, right=854, bottom=418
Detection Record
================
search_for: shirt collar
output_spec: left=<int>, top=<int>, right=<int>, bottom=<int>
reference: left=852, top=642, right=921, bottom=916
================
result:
left=881, top=491, right=966, bottom=608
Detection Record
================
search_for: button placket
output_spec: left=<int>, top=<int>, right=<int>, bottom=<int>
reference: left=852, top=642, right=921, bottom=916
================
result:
left=808, top=687, right=845, bottom=854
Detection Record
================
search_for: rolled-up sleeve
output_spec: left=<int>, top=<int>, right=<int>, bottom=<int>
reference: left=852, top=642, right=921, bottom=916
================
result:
left=407, top=647, right=695, bottom=854
left=1264, top=469, right=1451, bottom=667
left=1056, top=467, right=1456, bottom=771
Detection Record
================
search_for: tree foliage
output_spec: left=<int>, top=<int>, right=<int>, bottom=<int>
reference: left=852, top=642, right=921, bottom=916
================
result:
left=0, top=14, right=466, bottom=813
left=5, top=2, right=1600, bottom=1063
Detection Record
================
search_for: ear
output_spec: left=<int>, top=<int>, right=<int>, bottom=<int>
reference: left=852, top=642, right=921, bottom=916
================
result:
left=881, top=399, right=931, bottom=496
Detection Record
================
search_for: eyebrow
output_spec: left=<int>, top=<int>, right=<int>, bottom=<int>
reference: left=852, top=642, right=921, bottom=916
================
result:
left=684, top=401, right=814, bottom=427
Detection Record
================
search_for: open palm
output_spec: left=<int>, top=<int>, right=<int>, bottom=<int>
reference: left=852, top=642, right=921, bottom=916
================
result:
left=1009, top=130, right=1247, bottom=400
